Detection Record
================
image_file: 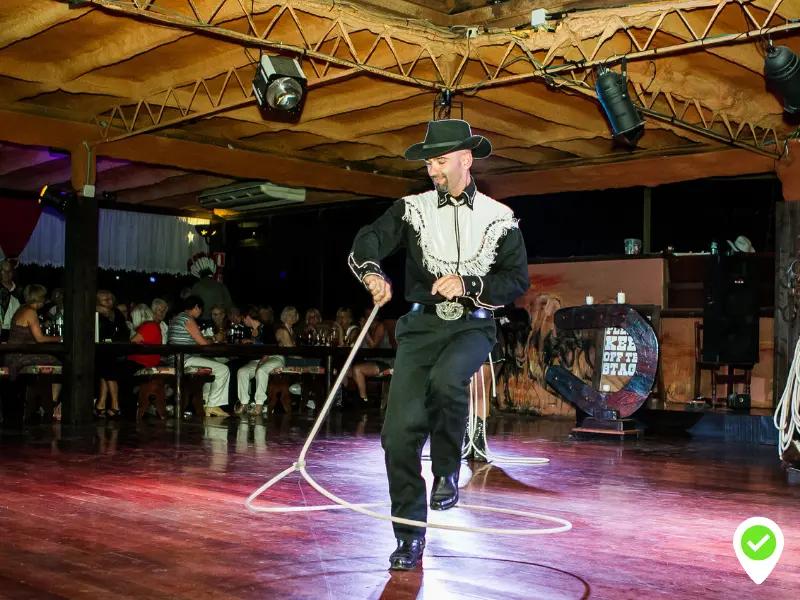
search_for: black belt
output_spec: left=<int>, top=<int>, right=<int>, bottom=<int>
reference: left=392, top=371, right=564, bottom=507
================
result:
left=410, top=302, right=493, bottom=320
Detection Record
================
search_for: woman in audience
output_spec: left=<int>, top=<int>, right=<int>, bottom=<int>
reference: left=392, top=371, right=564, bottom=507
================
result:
left=4, top=284, right=63, bottom=419
left=350, top=309, right=397, bottom=403
left=301, top=308, right=322, bottom=344
left=334, top=307, right=360, bottom=347
left=236, top=306, right=299, bottom=416
left=119, top=304, right=164, bottom=380
left=151, top=298, right=169, bottom=344
left=168, top=295, right=230, bottom=417
left=95, top=290, right=130, bottom=418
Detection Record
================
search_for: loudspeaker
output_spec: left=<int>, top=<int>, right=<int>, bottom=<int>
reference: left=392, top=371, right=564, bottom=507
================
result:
left=702, top=254, right=759, bottom=365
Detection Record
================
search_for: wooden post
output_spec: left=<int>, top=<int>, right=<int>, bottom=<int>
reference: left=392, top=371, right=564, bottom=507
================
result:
left=643, top=187, right=652, bottom=254
left=63, top=144, right=98, bottom=424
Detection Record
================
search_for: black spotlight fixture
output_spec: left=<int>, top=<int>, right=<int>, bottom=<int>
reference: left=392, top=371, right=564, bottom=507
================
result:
left=764, top=44, right=800, bottom=114
left=194, top=223, right=220, bottom=242
left=595, top=63, right=645, bottom=146
left=38, top=185, right=74, bottom=214
left=252, top=55, right=307, bottom=120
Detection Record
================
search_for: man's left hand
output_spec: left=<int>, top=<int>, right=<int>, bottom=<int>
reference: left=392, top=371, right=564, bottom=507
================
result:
left=431, top=275, right=464, bottom=301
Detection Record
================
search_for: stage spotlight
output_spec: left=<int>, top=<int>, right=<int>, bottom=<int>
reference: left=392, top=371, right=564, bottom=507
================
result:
left=252, top=55, right=307, bottom=118
left=595, top=65, right=645, bottom=146
left=38, top=185, right=73, bottom=214
left=764, top=45, right=800, bottom=114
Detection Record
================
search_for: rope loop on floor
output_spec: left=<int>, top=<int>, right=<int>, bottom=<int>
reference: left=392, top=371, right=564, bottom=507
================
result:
left=246, top=304, right=573, bottom=536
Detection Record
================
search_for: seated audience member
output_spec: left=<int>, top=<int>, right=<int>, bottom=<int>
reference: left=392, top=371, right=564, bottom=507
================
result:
left=334, top=307, right=360, bottom=347
left=120, top=302, right=137, bottom=338
left=244, top=306, right=277, bottom=344
left=95, top=290, right=131, bottom=418
left=236, top=306, right=299, bottom=415
left=0, top=259, right=21, bottom=343
left=350, top=310, right=396, bottom=403
left=229, top=307, right=243, bottom=326
left=168, top=295, right=230, bottom=417
left=151, top=298, right=169, bottom=344
left=209, top=304, right=228, bottom=343
left=301, top=308, right=322, bottom=344
left=46, top=288, right=65, bottom=319
left=3, top=284, right=63, bottom=419
left=118, top=304, right=164, bottom=380
left=258, top=305, right=274, bottom=328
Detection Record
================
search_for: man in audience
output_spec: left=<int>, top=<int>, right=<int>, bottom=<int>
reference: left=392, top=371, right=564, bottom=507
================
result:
left=0, top=259, right=20, bottom=342
left=189, top=257, right=233, bottom=321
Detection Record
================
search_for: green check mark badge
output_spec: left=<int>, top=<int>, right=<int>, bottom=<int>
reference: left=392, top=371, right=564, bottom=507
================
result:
left=733, top=518, right=784, bottom=584
left=741, top=525, right=776, bottom=561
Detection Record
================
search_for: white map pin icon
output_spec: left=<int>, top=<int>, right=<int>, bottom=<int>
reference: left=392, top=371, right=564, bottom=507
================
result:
left=733, top=517, right=784, bottom=584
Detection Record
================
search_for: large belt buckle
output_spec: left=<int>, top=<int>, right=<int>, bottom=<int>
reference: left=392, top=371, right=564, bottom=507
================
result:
left=435, top=301, right=464, bottom=321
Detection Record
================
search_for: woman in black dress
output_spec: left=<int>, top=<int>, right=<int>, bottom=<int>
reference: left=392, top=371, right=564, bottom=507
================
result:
left=4, top=284, right=63, bottom=419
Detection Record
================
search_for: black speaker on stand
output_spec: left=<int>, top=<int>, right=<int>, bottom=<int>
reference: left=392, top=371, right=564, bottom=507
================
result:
left=702, top=253, right=760, bottom=365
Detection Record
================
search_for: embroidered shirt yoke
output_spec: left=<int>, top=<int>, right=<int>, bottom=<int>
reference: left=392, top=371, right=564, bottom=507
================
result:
left=348, top=180, right=529, bottom=309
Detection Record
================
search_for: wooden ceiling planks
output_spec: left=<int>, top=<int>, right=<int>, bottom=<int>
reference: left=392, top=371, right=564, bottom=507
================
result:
left=0, top=0, right=796, bottom=213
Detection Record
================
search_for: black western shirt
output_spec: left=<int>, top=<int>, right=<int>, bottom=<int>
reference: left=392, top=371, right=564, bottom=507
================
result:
left=348, top=179, right=530, bottom=309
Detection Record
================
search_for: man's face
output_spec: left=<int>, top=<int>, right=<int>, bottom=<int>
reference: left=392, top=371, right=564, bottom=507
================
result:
left=425, top=150, right=468, bottom=194
left=0, top=262, right=13, bottom=285
left=211, top=308, right=225, bottom=326
left=97, top=293, right=113, bottom=309
left=153, top=304, right=167, bottom=322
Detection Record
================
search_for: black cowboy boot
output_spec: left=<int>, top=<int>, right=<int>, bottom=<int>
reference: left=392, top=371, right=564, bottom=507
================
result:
left=462, top=418, right=473, bottom=459
left=472, top=417, right=489, bottom=463
left=389, top=538, right=426, bottom=570
left=430, top=472, right=459, bottom=510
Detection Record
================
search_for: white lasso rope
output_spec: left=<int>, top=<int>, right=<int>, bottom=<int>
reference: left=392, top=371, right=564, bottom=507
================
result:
left=774, top=335, right=800, bottom=459
left=246, top=304, right=572, bottom=536
left=462, top=354, right=550, bottom=465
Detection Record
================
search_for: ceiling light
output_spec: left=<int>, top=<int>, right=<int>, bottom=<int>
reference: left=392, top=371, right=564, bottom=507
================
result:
left=252, top=55, right=307, bottom=119
left=38, top=185, right=73, bottom=214
left=764, top=45, right=800, bottom=114
left=595, top=65, right=645, bottom=146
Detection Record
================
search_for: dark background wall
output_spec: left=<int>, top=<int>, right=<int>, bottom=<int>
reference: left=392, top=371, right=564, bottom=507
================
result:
left=9, top=176, right=781, bottom=319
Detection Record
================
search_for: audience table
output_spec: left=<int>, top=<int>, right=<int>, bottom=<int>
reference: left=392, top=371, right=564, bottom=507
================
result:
left=0, top=342, right=395, bottom=420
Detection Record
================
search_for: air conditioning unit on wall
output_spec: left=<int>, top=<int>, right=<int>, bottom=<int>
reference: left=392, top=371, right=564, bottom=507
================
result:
left=197, top=182, right=306, bottom=212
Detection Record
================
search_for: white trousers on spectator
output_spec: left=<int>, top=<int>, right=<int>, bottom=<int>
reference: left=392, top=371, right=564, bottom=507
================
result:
left=184, top=356, right=230, bottom=407
left=237, top=356, right=286, bottom=406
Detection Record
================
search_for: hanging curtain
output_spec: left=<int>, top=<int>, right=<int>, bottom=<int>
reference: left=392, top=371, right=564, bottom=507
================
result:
left=0, top=208, right=209, bottom=274
left=0, top=197, right=43, bottom=260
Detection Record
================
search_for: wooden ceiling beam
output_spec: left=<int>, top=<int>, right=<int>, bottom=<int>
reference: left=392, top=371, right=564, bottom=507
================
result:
left=0, top=108, right=418, bottom=198
left=479, top=147, right=776, bottom=199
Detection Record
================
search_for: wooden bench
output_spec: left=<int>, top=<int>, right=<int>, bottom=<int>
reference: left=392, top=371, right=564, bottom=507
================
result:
left=266, top=365, right=325, bottom=414
left=133, top=366, right=214, bottom=419
left=0, top=365, right=63, bottom=423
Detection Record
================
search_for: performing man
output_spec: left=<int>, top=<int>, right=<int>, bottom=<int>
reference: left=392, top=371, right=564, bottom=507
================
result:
left=348, top=120, right=530, bottom=570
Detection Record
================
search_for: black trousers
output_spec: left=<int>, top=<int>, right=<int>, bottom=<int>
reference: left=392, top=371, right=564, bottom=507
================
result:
left=382, top=310, right=495, bottom=540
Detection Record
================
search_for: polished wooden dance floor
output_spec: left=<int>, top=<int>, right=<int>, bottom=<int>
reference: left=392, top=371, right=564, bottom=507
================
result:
left=0, top=411, right=798, bottom=600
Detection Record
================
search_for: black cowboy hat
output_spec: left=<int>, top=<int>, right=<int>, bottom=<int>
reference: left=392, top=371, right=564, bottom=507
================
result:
left=404, top=119, right=492, bottom=161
